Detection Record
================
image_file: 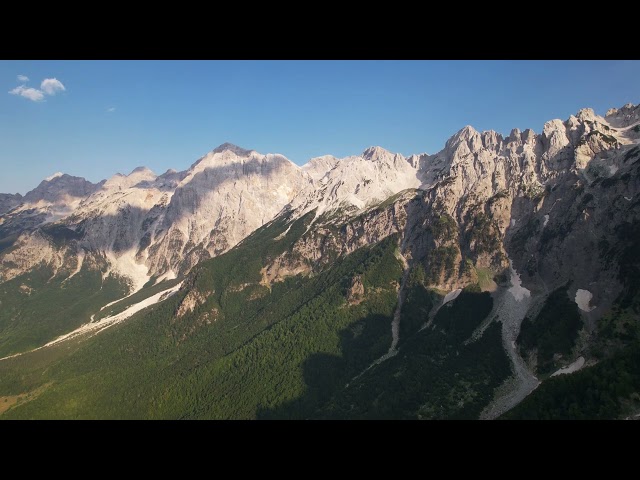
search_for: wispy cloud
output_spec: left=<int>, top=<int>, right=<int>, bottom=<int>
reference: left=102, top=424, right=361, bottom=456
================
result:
left=107, top=106, right=116, bottom=113
left=9, top=76, right=66, bottom=102
left=9, top=85, right=45, bottom=102
left=40, top=78, right=65, bottom=95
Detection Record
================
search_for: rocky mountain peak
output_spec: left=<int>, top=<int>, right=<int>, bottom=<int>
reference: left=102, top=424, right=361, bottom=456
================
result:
left=521, top=128, right=536, bottom=144
left=212, top=142, right=255, bottom=156
left=508, top=128, right=522, bottom=144
left=576, top=107, right=598, bottom=122
left=542, top=118, right=566, bottom=137
left=187, top=144, right=260, bottom=174
left=605, top=102, right=640, bottom=128
left=45, top=172, right=64, bottom=182
left=362, top=146, right=396, bottom=162
left=23, top=174, right=98, bottom=204
left=481, top=130, right=503, bottom=150
left=3, top=101, right=638, bottom=304
left=446, top=125, right=483, bottom=153
left=127, top=166, right=157, bottom=181
left=130, top=166, right=155, bottom=175
left=455, top=125, right=479, bottom=140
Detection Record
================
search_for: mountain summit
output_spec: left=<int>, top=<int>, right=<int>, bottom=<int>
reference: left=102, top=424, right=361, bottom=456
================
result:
left=1, top=103, right=640, bottom=420
left=212, top=142, right=255, bottom=156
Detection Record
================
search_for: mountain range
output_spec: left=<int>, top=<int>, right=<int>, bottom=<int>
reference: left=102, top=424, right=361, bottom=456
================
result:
left=1, top=103, right=639, bottom=419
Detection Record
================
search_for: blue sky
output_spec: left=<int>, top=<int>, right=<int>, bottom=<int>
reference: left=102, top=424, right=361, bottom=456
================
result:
left=1, top=60, right=639, bottom=194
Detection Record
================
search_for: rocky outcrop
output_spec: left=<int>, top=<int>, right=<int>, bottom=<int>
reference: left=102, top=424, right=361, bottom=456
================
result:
left=175, top=289, right=210, bottom=318
left=347, top=275, right=365, bottom=305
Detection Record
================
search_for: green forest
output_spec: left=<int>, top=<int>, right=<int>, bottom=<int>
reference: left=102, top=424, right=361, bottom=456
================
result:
left=0, top=204, right=512, bottom=419
left=0, top=263, right=128, bottom=357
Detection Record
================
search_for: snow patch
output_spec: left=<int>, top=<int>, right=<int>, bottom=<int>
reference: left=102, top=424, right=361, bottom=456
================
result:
left=154, top=270, right=177, bottom=285
left=44, top=282, right=183, bottom=348
left=347, top=194, right=365, bottom=209
left=442, top=288, right=462, bottom=306
left=510, top=219, right=516, bottom=228
left=508, top=263, right=531, bottom=302
left=274, top=222, right=294, bottom=240
left=64, top=250, right=85, bottom=282
left=543, top=214, right=549, bottom=227
left=479, top=260, right=539, bottom=420
left=45, top=172, right=63, bottom=182
left=0, top=282, right=183, bottom=361
left=575, top=289, right=596, bottom=312
left=609, top=165, right=618, bottom=175
left=551, top=356, right=585, bottom=377
left=105, top=249, right=150, bottom=294
left=624, top=196, right=633, bottom=202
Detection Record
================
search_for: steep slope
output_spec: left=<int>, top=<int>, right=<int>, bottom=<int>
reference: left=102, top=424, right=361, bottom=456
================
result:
left=0, top=143, right=430, bottom=356
left=144, top=144, right=308, bottom=278
left=0, top=200, right=500, bottom=419
left=0, top=193, right=22, bottom=216
left=0, top=146, right=309, bottom=353
left=290, top=146, right=423, bottom=220
left=0, top=174, right=101, bottom=256
left=0, top=145, right=310, bottom=287
left=1, top=103, right=640, bottom=419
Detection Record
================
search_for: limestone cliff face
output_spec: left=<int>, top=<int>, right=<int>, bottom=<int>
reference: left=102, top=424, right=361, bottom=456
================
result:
left=0, top=146, right=308, bottom=289
left=145, top=146, right=308, bottom=278
left=1, top=104, right=639, bottom=309
left=263, top=104, right=640, bottom=304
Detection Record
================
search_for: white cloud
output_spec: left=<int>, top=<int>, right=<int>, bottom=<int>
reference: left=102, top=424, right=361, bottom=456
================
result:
left=107, top=106, right=116, bottom=113
left=9, top=77, right=66, bottom=102
left=40, top=78, right=65, bottom=96
left=9, top=85, right=44, bottom=102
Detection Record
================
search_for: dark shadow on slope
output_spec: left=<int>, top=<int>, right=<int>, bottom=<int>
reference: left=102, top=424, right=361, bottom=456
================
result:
left=504, top=342, right=640, bottom=420
left=256, top=312, right=391, bottom=420
left=257, top=291, right=511, bottom=420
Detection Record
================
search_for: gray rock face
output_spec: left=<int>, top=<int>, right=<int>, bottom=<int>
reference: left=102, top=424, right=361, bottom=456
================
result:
left=0, top=145, right=309, bottom=288
left=262, top=103, right=640, bottom=310
left=23, top=174, right=100, bottom=204
left=606, top=103, right=640, bottom=128
left=0, top=193, right=21, bottom=215
left=1, top=104, right=638, bottom=309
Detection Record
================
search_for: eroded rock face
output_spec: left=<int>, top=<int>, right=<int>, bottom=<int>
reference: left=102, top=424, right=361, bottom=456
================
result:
left=0, top=146, right=308, bottom=291
left=347, top=275, right=365, bottom=305
left=175, top=289, right=209, bottom=318
left=1, top=104, right=638, bottom=309
left=606, top=103, right=640, bottom=128
left=0, top=193, right=22, bottom=215
left=258, top=104, right=640, bottom=311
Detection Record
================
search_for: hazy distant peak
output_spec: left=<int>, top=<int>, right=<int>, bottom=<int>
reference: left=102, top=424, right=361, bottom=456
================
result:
left=130, top=166, right=156, bottom=176
left=212, top=143, right=255, bottom=156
